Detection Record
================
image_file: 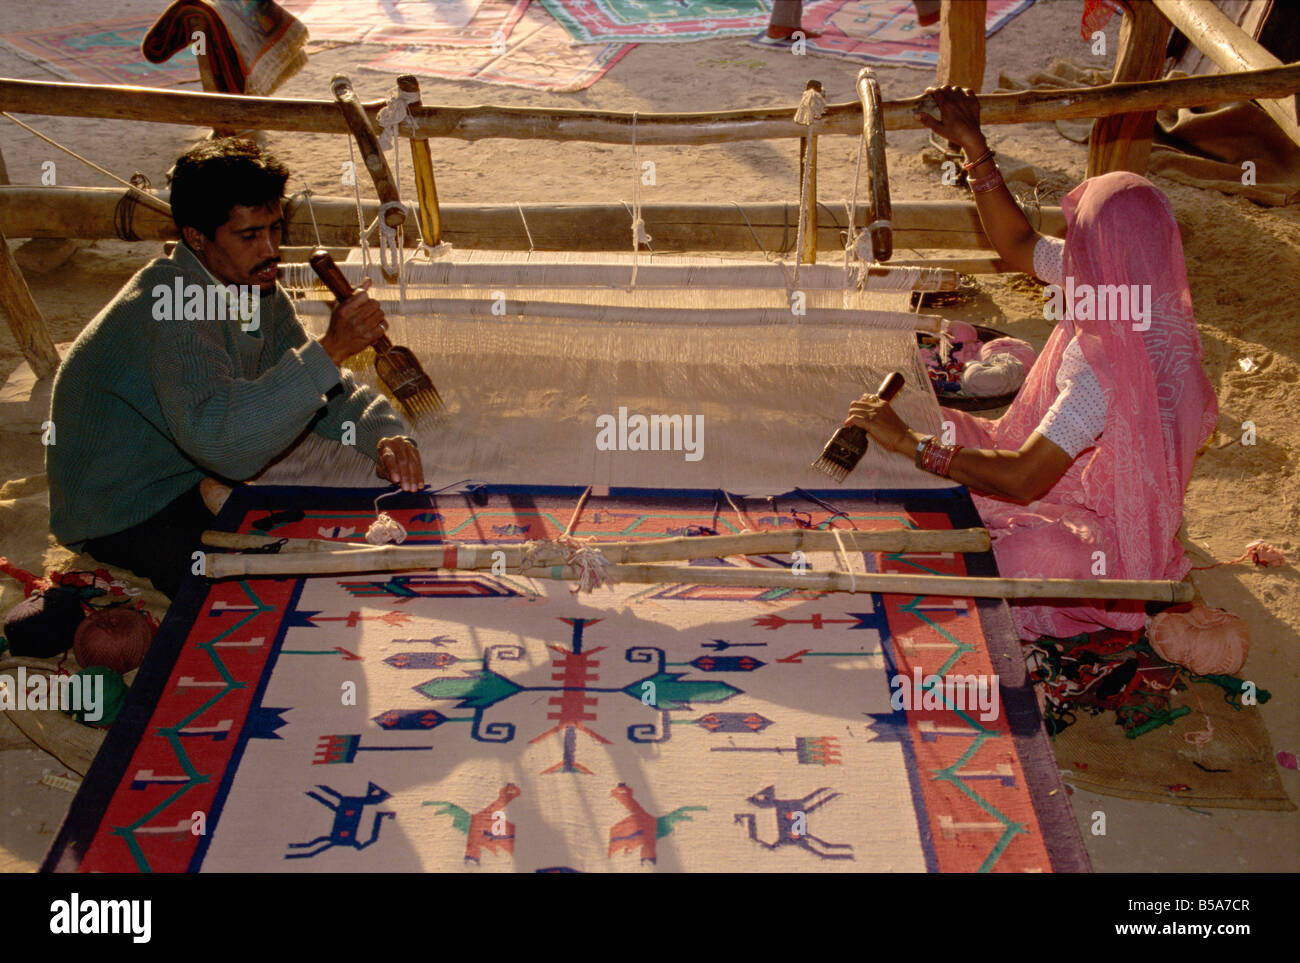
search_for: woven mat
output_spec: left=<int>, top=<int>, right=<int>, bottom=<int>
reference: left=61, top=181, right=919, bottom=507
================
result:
left=749, top=0, right=1035, bottom=67
left=1053, top=679, right=1295, bottom=812
left=362, top=3, right=631, bottom=92
left=0, top=19, right=197, bottom=87
left=45, top=484, right=1089, bottom=873
left=539, top=0, right=772, bottom=43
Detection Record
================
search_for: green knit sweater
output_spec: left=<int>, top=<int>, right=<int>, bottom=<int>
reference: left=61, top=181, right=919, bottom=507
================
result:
left=47, top=244, right=408, bottom=546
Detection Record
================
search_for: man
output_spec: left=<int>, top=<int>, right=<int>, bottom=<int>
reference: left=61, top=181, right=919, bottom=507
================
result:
left=47, top=138, right=423, bottom=598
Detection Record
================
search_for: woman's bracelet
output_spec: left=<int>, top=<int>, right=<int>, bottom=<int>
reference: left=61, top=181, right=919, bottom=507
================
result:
left=916, top=436, right=962, bottom=478
left=969, top=167, right=1004, bottom=194
left=961, top=146, right=995, bottom=172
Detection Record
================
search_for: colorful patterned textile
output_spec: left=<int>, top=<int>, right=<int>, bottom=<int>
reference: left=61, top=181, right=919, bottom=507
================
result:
left=142, top=0, right=308, bottom=95
left=0, top=20, right=198, bottom=87
left=748, top=0, right=1035, bottom=68
left=280, top=0, right=526, bottom=47
left=46, top=485, right=1088, bottom=873
left=362, top=4, right=631, bottom=92
left=540, top=0, right=772, bottom=43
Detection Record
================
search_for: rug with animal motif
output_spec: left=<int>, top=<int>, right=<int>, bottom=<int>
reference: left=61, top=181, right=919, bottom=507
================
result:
left=45, top=485, right=1088, bottom=872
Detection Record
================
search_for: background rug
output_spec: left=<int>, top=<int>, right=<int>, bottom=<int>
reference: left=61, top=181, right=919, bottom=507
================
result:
left=540, top=0, right=772, bottom=43
left=750, top=0, right=1035, bottom=68
left=1053, top=679, right=1295, bottom=812
left=0, top=19, right=198, bottom=87
left=45, top=485, right=1088, bottom=873
left=363, top=4, right=631, bottom=92
left=281, top=0, right=529, bottom=48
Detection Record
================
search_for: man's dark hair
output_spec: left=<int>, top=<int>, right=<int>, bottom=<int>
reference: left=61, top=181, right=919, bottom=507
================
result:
left=167, top=138, right=290, bottom=239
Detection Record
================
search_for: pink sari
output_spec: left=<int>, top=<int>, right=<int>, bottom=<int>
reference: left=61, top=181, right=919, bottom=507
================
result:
left=946, top=172, right=1218, bottom=640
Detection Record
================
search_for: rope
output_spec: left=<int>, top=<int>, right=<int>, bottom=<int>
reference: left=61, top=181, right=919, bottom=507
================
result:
left=2, top=112, right=173, bottom=216
left=516, top=202, right=536, bottom=252
left=346, top=137, right=374, bottom=277
left=830, top=526, right=858, bottom=594
left=300, top=185, right=323, bottom=248
left=630, top=111, right=651, bottom=287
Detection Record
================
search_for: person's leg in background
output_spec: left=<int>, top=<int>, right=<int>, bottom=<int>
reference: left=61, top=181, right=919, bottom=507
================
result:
left=766, top=1, right=821, bottom=40
left=83, top=485, right=214, bottom=599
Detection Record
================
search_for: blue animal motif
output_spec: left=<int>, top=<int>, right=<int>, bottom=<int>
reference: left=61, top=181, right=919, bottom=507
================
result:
left=285, top=782, right=395, bottom=859
left=491, top=524, right=531, bottom=536
left=734, top=785, right=854, bottom=860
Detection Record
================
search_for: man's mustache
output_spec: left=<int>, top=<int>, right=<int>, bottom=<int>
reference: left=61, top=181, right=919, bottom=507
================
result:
left=252, top=259, right=280, bottom=274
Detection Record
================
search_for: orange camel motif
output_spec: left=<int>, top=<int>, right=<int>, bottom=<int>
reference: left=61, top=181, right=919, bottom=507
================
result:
left=607, top=783, right=705, bottom=865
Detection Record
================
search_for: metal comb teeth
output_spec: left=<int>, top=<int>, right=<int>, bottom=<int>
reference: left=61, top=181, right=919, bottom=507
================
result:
left=811, top=425, right=870, bottom=482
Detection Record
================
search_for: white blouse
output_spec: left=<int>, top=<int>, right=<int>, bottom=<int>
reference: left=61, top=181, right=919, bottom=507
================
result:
left=1031, top=235, right=1107, bottom=458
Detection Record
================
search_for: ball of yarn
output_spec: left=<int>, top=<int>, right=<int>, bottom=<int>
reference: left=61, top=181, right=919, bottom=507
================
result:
left=980, top=335, right=1038, bottom=371
left=74, top=606, right=155, bottom=674
left=67, top=666, right=128, bottom=728
left=366, top=512, right=407, bottom=545
left=1148, top=605, right=1249, bottom=676
left=2, top=586, right=85, bottom=658
left=961, top=354, right=1026, bottom=398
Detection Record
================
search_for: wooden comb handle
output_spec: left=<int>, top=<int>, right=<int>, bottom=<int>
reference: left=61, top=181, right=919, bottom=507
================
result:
left=309, top=248, right=393, bottom=353
left=876, top=370, right=904, bottom=401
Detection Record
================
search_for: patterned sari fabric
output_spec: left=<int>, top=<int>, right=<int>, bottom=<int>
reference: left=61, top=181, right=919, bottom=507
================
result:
left=947, top=173, right=1219, bottom=640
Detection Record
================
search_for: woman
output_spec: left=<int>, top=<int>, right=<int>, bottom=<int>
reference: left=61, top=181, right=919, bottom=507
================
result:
left=845, top=87, right=1219, bottom=640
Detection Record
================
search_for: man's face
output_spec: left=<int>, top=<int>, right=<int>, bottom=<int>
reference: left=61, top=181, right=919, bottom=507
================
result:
left=188, top=201, right=284, bottom=290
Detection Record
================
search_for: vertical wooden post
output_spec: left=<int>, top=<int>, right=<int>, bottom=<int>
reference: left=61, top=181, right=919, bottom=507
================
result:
left=397, top=75, right=444, bottom=247
left=0, top=146, right=8, bottom=185
left=795, top=80, right=823, bottom=265
left=937, top=0, right=987, bottom=91
left=1087, top=0, right=1173, bottom=177
left=936, top=0, right=986, bottom=156
left=0, top=228, right=61, bottom=380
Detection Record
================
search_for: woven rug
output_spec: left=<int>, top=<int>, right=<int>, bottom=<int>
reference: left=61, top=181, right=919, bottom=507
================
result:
left=45, top=485, right=1088, bottom=873
left=362, top=4, right=631, bottom=93
left=0, top=19, right=198, bottom=87
left=280, top=0, right=527, bottom=48
left=540, top=0, right=772, bottom=43
left=749, top=0, right=1035, bottom=67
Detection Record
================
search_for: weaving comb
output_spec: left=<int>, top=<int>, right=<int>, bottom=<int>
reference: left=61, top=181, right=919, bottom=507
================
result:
left=811, top=371, right=904, bottom=482
left=309, top=249, right=444, bottom=422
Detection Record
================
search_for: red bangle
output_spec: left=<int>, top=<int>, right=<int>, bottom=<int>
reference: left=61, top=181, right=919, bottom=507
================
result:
left=962, top=147, right=995, bottom=172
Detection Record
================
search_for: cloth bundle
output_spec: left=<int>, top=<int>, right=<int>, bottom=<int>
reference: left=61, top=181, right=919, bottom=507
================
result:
left=920, top=320, right=1036, bottom=399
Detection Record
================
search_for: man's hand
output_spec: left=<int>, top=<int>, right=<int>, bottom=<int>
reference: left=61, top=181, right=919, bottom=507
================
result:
left=845, top=393, right=913, bottom=456
left=376, top=435, right=423, bottom=492
left=319, top=277, right=388, bottom=366
left=914, top=85, right=986, bottom=157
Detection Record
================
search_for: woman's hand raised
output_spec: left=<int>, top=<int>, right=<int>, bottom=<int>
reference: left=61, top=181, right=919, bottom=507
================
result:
left=914, top=85, right=986, bottom=157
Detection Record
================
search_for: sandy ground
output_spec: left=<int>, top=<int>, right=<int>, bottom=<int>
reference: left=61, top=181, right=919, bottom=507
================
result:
left=0, top=0, right=1297, bottom=872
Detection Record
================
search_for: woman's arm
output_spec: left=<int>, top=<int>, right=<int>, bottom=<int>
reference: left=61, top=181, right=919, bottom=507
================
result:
left=913, top=86, right=1042, bottom=277
left=845, top=395, right=1073, bottom=504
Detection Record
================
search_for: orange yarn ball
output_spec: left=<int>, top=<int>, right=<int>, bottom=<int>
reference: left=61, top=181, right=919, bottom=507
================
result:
left=73, top=607, right=155, bottom=674
left=1148, top=605, right=1249, bottom=676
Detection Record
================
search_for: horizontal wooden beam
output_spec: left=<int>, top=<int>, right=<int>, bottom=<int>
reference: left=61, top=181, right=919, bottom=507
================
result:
left=2, top=64, right=1299, bottom=143
left=0, top=186, right=1066, bottom=254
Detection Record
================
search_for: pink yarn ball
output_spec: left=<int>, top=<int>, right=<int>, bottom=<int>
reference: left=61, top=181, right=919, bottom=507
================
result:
left=1148, top=605, right=1249, bottom=676
left=73, top=607, right=155, bottom=674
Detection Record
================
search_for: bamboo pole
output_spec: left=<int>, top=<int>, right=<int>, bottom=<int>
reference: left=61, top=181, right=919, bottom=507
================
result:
left=795, top=80, right=822, bottom=265
left=201, top=526, right=992, bottom=561
left=3, top=65, right=1299, bottom=143
left=1152, top=0, right=1300, bottom=150
left=0, top=188, right=1066, bottom=254
left=0, top=227, right=60, bottom=379
left=201, top=545, right=1194, bottom=603
left=398, top=75, right=443, bottom=247
left=857, top=67, right=892, bottom=263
